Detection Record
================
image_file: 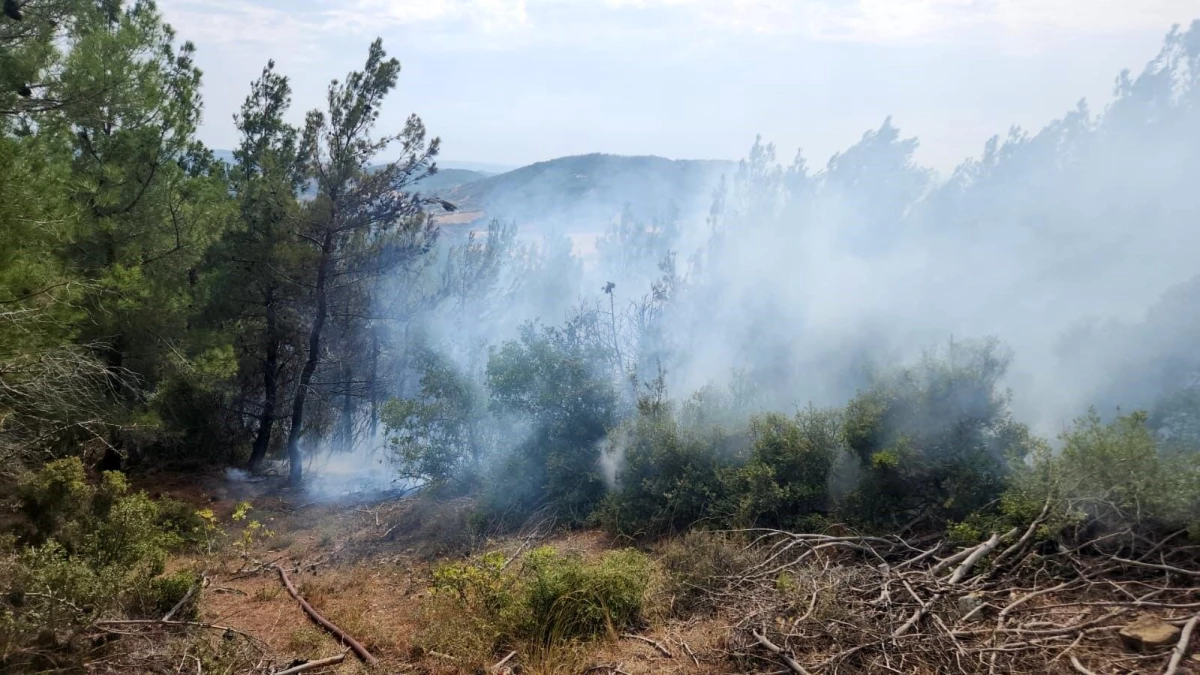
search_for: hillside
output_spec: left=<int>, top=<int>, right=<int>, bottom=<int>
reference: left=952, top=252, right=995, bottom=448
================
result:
left=438, top=153, right=733, bottom=232
left=208, top=151, right=730, bottom=230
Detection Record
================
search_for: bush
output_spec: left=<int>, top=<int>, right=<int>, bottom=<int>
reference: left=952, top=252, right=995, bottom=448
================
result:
left=1006, top=410, right=1200, bottom=536
left=484, top=321, right=618, bottom=525
left=1, top=459, right=194, bottom=670
left=383, top=349, right=491, bottom=493
left=728, top=408, right=843, bottom=529
left=419, top=545, right=656, bottom=663
left=597, top=389, right=741, bottom=537
left=838, top=338, right=1037, bottom=530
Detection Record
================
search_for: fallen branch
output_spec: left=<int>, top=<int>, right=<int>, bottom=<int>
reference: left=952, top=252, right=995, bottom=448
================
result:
left=751, top=629, right=812, bottom=675
left=162, top=578, right=202, bottom=621
left=621, top=633, right=673, bottom=657
left=1069, top=654, right=1099, bottom=675
left=94, top=619, right=260, bottom=644
left=274, top=651, right=348, bottom=675
left=272, top=564, right=378, bottom=665
left=1163, top=613, right=1198, bottom=675
left=1112, top=557, right=1200, bottom=578
left=491, top=650, right=517, bottom=672
left=947, top=529, right=1016, bottom=585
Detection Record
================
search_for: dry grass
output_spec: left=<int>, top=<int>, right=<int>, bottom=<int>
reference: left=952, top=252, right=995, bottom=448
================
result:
left=111, top=474, right=1200, bottom=675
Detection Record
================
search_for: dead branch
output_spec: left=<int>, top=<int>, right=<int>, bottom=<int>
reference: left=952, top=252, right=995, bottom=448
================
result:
left=1163, top=613, right=1198, bottom=675
left=622, top=633, right=673, bottom=657
left=162, top=577, right=203, bottom=622
left=947, top=529, right=1016, bottom=585
left=491, top=650, right=517, bottom=672
left=273, top=651, right=348, bottom=675
left=1070, top=654, right=1100, bottom=675
left=1112, top=556, right=1200, bottom=578
left=751, top=629, right=813, bottom=675
left=93, top=619, right=261, bottom=645
left=271, top=564, right=378, bottom=665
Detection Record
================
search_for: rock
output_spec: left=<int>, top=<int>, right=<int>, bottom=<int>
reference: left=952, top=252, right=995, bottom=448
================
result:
left=956, top=594, right=985, bottom=617
left=1119, top=615, right=1180, bottom=651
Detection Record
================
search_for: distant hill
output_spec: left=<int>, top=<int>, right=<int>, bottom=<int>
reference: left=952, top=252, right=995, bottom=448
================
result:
left=208, top=150, right=733, bottom=232
left=439, top=154, right=733, bottom=233
left=411, top=168, right=490, bottom=193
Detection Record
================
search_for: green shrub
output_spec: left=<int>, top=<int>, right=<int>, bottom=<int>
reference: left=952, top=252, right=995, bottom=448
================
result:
left=1, top=459, right=193, bottom=670
left=1006, top=410, right=1200, bottom=536
left=729, top=408, right=842, bottom=529
left=520, top=546, right=652, bottom=643
left=484, top=321, right=619, bottom=525
left=139, top=569, right=200, bottom=620
left=383, top=350, right=490, bottom=493
left=597, top=390, right=740, bottom=537
left=838, top=338, right=1037, bottom=530
left=420, top=545, right=655, bottom=661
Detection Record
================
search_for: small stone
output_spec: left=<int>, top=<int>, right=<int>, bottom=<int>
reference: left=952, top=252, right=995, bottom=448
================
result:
left=956, top=594, right=984, bottom=617
left=1119, top=615, right=1180, bottom=651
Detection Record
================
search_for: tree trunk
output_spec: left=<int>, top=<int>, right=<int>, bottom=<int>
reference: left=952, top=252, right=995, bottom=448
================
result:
left=286, top=231, right=333, bottom=485
left=248, top=286, right=278, bottom=471
left=338, top=362, right=353, bottom=453
left=368, top=329, right=379, bottom=439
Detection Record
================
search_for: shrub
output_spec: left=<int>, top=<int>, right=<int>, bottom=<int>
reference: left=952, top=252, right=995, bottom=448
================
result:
left=419, top=545, right=656, bottom=663
left=597, top=389, right=740, bottom=537
left=1, top=459, right=194, bottom=670
left=838, top=338, right=1037, bottom=530
left=484, top=321, right=618, bottom=525
left=728, top=407, right=843, bottom=529
left=383, top=350, right=491, bottom=493
left=1006, top=410, right=1200, bottom=536
left=520, top=546, right=652, bottom=643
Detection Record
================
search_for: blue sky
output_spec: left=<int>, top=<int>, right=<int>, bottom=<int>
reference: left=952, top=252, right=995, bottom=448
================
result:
left=159, top=0, right=1200, bottom=172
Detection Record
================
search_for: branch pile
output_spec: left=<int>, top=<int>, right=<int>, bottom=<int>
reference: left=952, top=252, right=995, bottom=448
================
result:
left=716, top=518, right=1200, bottom=674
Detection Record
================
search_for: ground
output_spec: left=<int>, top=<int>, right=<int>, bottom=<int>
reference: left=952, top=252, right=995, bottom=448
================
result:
left=122, top=470, right=1200, bottom=675
left=142, top=470, right=731, bottom=675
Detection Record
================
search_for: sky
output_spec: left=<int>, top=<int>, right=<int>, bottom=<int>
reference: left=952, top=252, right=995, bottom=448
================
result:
left=159, top=0, right=1200, bottom=173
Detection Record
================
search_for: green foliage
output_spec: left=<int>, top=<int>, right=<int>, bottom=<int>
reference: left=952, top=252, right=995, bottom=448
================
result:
left=1006, top=410, right=1200, bottom=535
left=839, top=338, right=1036, bottom=529
left=597, top=388, right=740, bottom=537
left=421, top=545, right=655, bottom=661
left=383, top=351, right=490, bottom=492
left=730, top=408, right=842, bottom=529
left=2, top=459, right=193, bottom=669
left=485, top=321, right=619, bottom=524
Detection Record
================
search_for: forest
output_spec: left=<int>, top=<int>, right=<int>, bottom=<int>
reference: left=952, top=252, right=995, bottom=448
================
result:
left=3, top=0, right=1200, bottom=672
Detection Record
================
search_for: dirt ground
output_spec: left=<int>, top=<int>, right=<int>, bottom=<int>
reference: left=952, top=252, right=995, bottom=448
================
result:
left=141, top=470, right=731, bottom=675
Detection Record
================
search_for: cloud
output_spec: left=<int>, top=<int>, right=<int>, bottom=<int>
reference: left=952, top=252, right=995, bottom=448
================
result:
left=158, top=0, right=1200, bottom=54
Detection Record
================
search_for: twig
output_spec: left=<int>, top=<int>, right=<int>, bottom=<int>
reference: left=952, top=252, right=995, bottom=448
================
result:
left=93, top=619, right=260, bottom=644
left=1069, top=655, right=1099, bottom=675
left=491, top=650, right=517, bottom=672
left=1163, top=613, right=1198, bottom=675
left=162, top=579, right=201, bottom=621
left=680, top=639, right=701, bottom=667
left=947, top=530, right=1015, bottom=585
left=622, top=633, right=673, bottom=657
left=1112, top=557, right=1200, bottom=578
left=272, top=564, right=378, bottom=665
left=751, top=629, right=813, bottom=675
left=273, top=651, right=348, bottom=675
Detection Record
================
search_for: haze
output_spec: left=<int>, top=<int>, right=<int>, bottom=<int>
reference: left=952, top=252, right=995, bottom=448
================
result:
left=163, top=0, right=1200, bottom=171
